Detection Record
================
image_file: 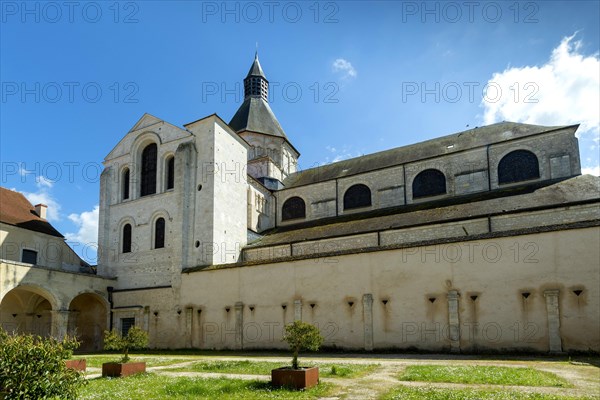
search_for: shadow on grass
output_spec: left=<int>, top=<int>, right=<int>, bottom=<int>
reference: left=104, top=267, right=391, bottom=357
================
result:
left=164, top=377, right=326, bottom=397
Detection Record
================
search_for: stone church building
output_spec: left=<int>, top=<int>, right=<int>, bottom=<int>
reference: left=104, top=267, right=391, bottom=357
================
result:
left=2, top=55, right=599, bottom=353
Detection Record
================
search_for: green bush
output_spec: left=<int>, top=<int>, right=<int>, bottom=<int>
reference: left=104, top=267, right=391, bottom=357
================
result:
left=103, top=326, right=149, bottom=363
left=282, top=321, right=324, bottom=369
left=0, top=328, right=86, bottom=400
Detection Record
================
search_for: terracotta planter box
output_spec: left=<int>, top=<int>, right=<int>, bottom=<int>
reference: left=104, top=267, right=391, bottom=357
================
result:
left=65, top=359, right=86, bottom=371
left=102, top=362, right=146, bottom=377
left=271, top=366, right=319, bottom=389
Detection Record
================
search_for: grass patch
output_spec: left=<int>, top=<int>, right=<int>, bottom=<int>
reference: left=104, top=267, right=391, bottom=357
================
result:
left=399, top=365, right=571, bottom=387
left=381, top=386, right=594, bottom=400
left=80, top=373, right=332, bottom=399
left=77, top=355, right=192, bottom=368
left=168, top=359, right=378, bottom=378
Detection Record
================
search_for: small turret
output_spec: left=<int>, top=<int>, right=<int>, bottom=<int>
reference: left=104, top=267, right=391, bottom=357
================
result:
left=244, top=52, right=269, bottom=101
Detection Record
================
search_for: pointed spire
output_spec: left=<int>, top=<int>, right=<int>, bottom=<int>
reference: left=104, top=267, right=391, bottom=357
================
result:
left=230, top=53, right=288, bottom=139
left=246, top=51, right=266, bottom=79
left=244, top=52, right=268, bottom=100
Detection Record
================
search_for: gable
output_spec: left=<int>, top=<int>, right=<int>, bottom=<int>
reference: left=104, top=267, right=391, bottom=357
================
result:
left=105, top=113, right=192, bottom=162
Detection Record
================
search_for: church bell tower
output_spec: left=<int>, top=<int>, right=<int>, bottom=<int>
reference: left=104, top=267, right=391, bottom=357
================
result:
left=229, top=53, right=300, bottom=188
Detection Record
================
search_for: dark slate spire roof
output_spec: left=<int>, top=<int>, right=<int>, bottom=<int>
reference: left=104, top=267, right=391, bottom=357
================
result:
left=246, top=52, right=266, bottom=79
left=229, top=54, right=288, bottom=139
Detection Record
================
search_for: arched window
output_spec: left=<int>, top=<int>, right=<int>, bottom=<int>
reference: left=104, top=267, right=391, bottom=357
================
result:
left=154, top=218, right=165, bottom=249
left=122, top=168, right=130, bottom=200
left=498, top=150, right=540, bottom=184
left=344, top=184, right=372, bottom=210
left=412, top=169, right=446, bottom=199
left=140, top=143, right=157, bottom=196
left=122, top=224, right=132, bottom=253
left=281, top=197, right=306, bottom=221
left=166, top=156, right=175, bottom=190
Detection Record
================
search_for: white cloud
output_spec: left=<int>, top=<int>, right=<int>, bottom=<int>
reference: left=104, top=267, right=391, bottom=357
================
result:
left=481, top=34, right=599, bottom=138
left=332, top=58, right=357, bottom=79
left=36, top=175, right=54, bottom=188
left=582, top=166, right=600, bottom=176
left=65, top=205, right=99, bottom=246
left=323, top=144, right=362, bottom=163
left=19, top=189, right=61, bottom=222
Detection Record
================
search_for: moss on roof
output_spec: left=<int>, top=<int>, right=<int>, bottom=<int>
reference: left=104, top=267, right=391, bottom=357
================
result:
left=247, top=175, right=600, bottom=249
left=283, top=122, right=577, bottom=188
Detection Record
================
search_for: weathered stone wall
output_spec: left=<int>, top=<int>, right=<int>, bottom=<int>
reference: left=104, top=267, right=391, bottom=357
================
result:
left=245, top=203, right=599, bottom=263
left=247, top=179, right=275, bottom=233
left=0, top=260, right=113, bottom=341
left=123, top=226, right=599, bottom=352
left=98, top=115, right=249, bottom=289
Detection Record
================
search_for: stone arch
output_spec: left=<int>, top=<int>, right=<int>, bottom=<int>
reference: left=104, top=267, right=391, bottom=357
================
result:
left=498, top=149, right=540, bottom=184
left=140, top=143, right=158, bottom=196
left=164, top=153, right=175, bottom=191
left=131, top=131, right=162, bottom=198
left=117, top=216, right=136, bottom=254
left=343, top=184, right=372, bottom=210
left=0, top=285, right=58, bottom=337
left=68, top=292, right=108, bottom=351
left=120, top=164, right=131, bottom=201
left=412, top=169, right=447, bottom=199
left=149, top=210, right=171, bottom=250
left=281, top=196, right=306, bottom=221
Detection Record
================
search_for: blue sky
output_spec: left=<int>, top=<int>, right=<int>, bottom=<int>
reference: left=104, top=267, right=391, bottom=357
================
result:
left=1, top=1, right=599, bottom=264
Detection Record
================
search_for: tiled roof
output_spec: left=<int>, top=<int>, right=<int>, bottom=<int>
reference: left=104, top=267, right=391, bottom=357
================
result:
left=0, top=187, right=63, bottom=237
left=282, top=122, right=577, bottom=188
left=229, top=97, right=288, bottom=139
left=248, top=175, right=600, bottom=248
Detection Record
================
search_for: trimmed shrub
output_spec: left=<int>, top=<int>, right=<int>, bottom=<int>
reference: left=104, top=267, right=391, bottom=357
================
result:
left=103, top=325, right=149, bottom=363
left=0, top=328, right=86, bottom=399
left=282, top=321, right=324, bottom=369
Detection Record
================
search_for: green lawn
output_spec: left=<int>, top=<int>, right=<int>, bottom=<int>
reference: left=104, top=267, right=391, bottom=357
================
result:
left=381, top=386, right=596, bottom=400
left=399, top=365, right=571, bottom=387
left=79, top=374, right=332, bottom=399
left=76, top=355, right=193, bottom=369
left=167, top=359, right=378, bottom=378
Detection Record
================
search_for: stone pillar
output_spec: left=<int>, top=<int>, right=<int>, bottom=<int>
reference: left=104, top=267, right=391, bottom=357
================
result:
left=235, top=302, right=244, bottom=350
left=362, top=294, right=374, bottom=351
left=177, top=142, right=197, bottom=269
left=142, top=307, right=150, bottom=332
left=544, top=289, right=562, bottom=353
left=447, top=290, right=460, bottom=353
left=50, top=310, right=70, bottom=340
left=185, top=307, right=193, bottom=348
left=294, top=299, right=302, bottom=321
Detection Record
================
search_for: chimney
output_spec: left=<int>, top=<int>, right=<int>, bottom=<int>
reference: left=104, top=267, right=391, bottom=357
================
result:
left=35, top=204, right=47, bottom=220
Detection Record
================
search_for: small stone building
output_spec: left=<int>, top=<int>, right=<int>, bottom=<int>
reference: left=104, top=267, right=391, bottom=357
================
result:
left=0, top=188, right=113, bottom=351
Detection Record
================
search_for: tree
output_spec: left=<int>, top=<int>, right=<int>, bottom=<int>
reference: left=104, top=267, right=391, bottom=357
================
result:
left=282, top=321, right=323, bottom=369
left=103, top=326, right=148, bottom=363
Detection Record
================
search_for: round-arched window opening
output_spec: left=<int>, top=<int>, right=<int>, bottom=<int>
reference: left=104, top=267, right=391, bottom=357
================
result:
left=343, top=184, right=372, bottom=210
left=195, top=241, right=200, bottom=248
left=412, top=169, right=447, bottom=198
left=498, top=150, right=540, bottom=184
left=197, top=184, right=203, bottom=191
left=281, top=197, right=306, bottom=221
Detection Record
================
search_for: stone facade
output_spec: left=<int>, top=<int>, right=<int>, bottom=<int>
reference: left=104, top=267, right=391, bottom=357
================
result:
left=2, top=56, right=598, bottom=354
